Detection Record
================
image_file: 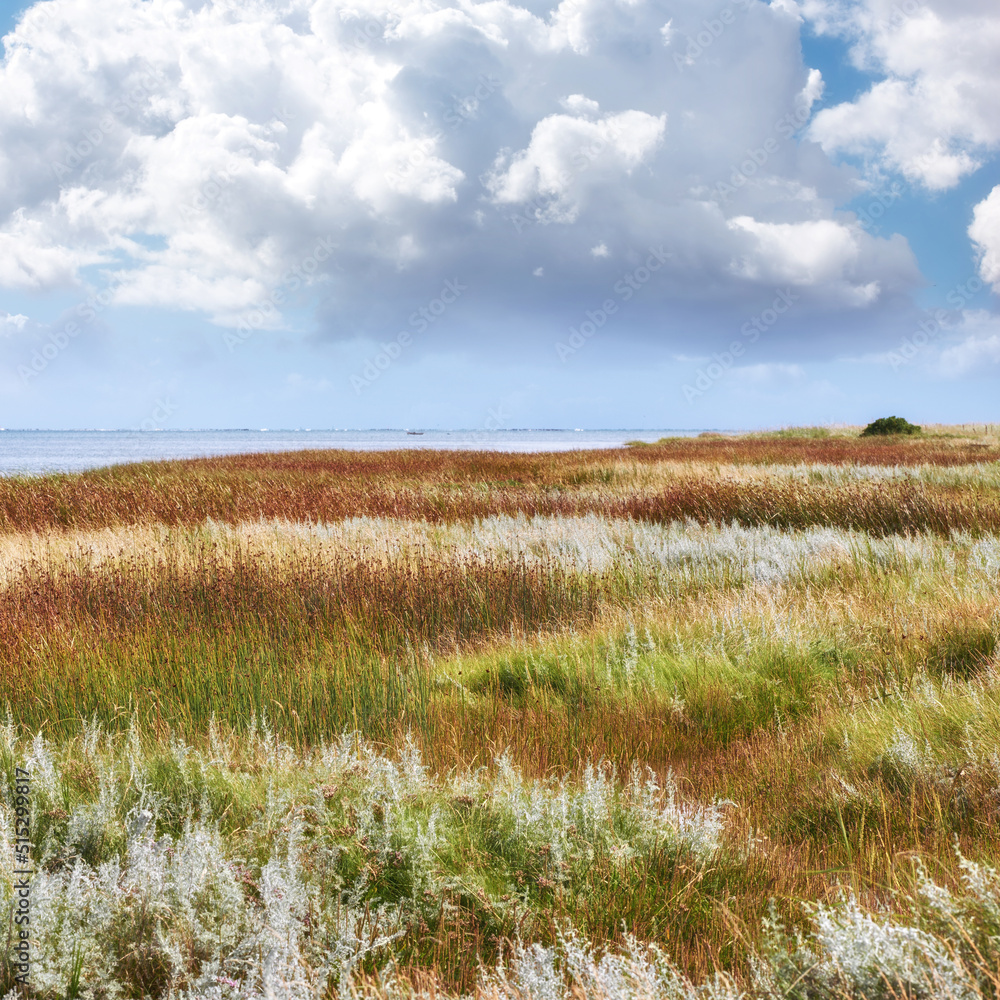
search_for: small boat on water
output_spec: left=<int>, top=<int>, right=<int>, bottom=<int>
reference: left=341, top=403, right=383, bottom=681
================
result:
left=406, top=430, right=424, bottom=435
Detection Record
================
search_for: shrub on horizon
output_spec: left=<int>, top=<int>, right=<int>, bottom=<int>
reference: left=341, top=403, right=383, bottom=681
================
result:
left=860, top=416, right=922, bottom=437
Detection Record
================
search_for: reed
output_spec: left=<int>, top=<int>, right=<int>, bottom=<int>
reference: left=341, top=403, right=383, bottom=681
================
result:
left=0, top=438, right=998, bottom=997
left=1, top=432, right=999, bottom=536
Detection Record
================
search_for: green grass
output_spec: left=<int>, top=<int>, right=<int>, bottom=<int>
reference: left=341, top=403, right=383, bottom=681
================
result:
left=750, top=426, right=835, bottom=439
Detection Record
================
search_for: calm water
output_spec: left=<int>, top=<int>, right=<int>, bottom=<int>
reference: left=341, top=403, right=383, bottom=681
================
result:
left=0, top=429, right=713, bottom=477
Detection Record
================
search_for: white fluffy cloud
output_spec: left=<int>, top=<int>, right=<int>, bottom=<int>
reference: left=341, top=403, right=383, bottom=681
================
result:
left=485, top=108, right=666, bottom=222
left=1, top=312, right=28, bottom=332
left=727, top=216, right=880, bottom=304
left=0, top=0, right=922, bottom=347
left=970, top=184, right=1000, bottom=291
left=0, top=218, right=94, bottom=289
left=804, top=0, right=1000, bottom=190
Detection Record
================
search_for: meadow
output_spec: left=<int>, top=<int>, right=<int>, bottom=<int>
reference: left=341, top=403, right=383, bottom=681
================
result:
left=1, top=425, right=1000, bottom=999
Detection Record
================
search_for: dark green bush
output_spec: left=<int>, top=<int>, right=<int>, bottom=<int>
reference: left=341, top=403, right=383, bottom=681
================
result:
left=860, top=416, right=922, bottom=437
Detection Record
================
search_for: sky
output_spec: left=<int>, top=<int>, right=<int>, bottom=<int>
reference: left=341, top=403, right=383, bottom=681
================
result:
left=0, top=0, right=997, bottom=431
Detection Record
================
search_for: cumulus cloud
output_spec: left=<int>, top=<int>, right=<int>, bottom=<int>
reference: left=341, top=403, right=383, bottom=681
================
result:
left=0, top=220, right=93, bottom=289
left=804, top=0, right=1000, bottom=190
left=560, top=94, right=601, bottom=117
left=970, top=184, right=1000, bottom=291
left=1, top=312, right=28, bottom=333
left=484, top=109, right=667, bottom=223
left=0, top=0, right=925, bottom=355
left=727, top=216, right=879, bottom=303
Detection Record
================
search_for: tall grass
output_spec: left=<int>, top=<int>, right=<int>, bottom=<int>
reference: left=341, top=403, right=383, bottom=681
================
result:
left=1, top=437, right=998, bottom=536
left=0, top=516, right=853, bottom=739
left=1, top=444, right=999, bottom=997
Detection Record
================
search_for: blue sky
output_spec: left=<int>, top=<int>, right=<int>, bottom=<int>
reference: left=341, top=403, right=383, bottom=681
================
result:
left=0, top=0, right=998, bottom=430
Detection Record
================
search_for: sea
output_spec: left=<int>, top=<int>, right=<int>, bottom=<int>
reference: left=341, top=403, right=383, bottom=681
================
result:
left=0, top=428, right=713, bottom=478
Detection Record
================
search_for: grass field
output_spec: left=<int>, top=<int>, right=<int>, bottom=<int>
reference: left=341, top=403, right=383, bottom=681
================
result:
left=2, top=426, right=1000, bottom=998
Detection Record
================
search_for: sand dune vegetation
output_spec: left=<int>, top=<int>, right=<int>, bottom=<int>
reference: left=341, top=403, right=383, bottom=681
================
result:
left=1, top=428, right=1000, bottom=998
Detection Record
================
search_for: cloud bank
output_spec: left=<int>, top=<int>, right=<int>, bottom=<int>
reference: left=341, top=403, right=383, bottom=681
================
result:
left=0, top=0, right=938, bottom=362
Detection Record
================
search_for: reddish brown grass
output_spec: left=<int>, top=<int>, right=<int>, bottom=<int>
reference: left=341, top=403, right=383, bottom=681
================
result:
left=1, top=441, right=998, bottom=536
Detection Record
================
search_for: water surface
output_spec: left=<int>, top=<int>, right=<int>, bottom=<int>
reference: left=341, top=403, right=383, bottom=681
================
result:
left=0, top=428, right=713, bottom=477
